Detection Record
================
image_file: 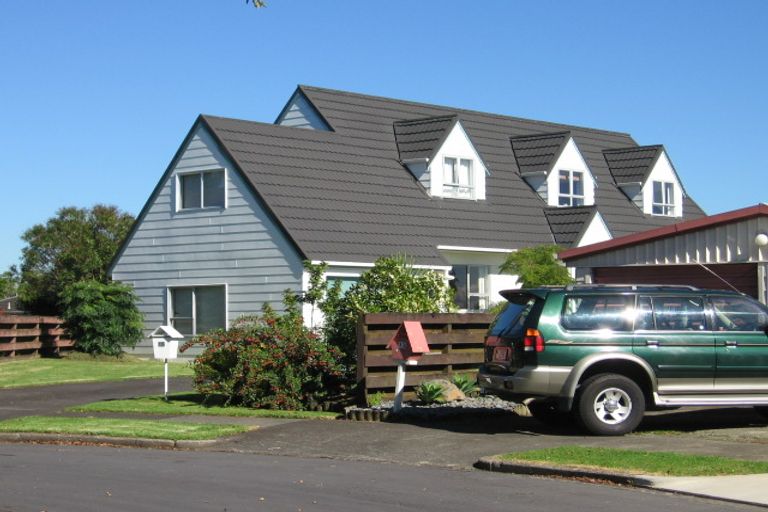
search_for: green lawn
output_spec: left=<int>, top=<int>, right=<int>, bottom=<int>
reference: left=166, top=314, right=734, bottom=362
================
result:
left=70, top=393, right=340, bottom=420
left=501, top=446, right=768, bottom=476
left=0, top=356, right=194, bottom=388
left=0, top=416, right=248, bottom=441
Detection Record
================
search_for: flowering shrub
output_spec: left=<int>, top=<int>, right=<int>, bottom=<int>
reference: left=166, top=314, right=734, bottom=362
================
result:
left=181, top=309, right=345, bottom=410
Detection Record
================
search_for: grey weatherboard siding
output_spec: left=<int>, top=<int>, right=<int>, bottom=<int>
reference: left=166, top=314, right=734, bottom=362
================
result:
left=111, top=123, right=303, bottom=355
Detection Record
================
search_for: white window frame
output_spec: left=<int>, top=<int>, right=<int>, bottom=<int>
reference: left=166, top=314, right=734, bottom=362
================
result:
left=442, top=156, right=474, bottom=199
left=167, top=284, right=228, bottom=336
left=558, top=169, right=585, bottom=207
left=652, top=180, right=675, bottom=216
left=451, top=264, right=490, bottom=311
left=176, top=168, right=227, bottom=212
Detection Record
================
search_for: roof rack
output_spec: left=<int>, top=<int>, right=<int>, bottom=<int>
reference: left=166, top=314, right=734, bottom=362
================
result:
left=563, top=284, right=700, bottom=292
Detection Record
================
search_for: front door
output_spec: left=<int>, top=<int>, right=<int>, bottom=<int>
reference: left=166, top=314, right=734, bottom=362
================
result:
left=710, top=295, right=768, bottom=391
left=633, top=295, right=715, bottom=393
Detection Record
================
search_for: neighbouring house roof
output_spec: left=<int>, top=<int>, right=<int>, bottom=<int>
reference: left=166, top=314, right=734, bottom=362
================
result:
left=162, top=85, right=707, bottom=266
left=559, top=203, right=768, bottom=261
left=544, top=206, right=598, bottom=247
left=509, top=131, right=571, bottom=176
left=603, top=145, right=665, bottom=185
left=393, top=115, right=459, bottom=162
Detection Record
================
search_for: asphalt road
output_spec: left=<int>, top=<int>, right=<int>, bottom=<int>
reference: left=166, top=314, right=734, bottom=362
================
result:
left=1, top=444, right=763, bottom=512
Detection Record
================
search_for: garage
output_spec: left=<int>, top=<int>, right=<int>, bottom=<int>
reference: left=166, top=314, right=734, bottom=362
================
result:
left=559, top=204, right=768, bottom=304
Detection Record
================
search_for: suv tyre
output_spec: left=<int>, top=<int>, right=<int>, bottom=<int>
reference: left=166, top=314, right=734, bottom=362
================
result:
left=575, top=374, right=645, bottom=436
left=527, top=399, right=573, bottom=428
left=754, top=406, right=768, bottom=420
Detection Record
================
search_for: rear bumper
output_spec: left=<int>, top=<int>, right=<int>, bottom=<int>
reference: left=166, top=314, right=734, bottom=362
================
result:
left=477, top=365, right=573, bottom=401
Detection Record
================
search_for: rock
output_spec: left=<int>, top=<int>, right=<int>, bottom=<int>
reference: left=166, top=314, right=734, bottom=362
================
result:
left=423, top=379, right=466, bottom=402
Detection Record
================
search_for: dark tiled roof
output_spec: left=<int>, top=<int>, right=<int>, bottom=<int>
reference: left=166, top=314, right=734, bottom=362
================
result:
left=544, top=206, right=598, bottom=247
left=393, top=115, right=458, bottom=162
left=509, top=132, right=570, bottom=176
left=199, top=86, right=707, bottom=264
left=603, top=145, right=664, bottom=184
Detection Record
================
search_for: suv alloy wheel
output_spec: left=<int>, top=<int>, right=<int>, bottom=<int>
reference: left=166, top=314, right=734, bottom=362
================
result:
left=575, top=374, right=645, bottom=436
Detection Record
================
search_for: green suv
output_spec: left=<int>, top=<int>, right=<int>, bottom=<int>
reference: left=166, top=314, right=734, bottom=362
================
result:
left=477, top=285, right=768, bottom=435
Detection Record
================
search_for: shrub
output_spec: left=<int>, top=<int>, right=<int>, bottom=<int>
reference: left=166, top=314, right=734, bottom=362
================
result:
left=302, top=256, right=454, bottom=364
left=499, top=244, right=574, bottom=288
left=181, top=309, right=345, bottom=410
left=451, top=374, right=479, bottom=396
left=415, top=381, right=445, bottom=405
left=60, top=280, right=143, bottom=356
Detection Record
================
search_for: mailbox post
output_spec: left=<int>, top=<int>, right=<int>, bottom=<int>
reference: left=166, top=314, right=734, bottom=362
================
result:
left=149, top=325, right=184, bottom=401
left=386, top=321, right=429, bottom=412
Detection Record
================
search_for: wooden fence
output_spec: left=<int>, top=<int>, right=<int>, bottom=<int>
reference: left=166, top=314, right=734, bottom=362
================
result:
left=356, top=312, right=493, bottom=405
left=0, top=315, right=75, bottom=357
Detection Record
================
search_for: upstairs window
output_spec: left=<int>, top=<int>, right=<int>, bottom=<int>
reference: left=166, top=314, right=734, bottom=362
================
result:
left=558, top=170, right=584, bottom=206
left=179, top=170, right=225, bottom=210
left=652, top=181, right=675, bottom=216
left=443, top=157, right=473, bottom=199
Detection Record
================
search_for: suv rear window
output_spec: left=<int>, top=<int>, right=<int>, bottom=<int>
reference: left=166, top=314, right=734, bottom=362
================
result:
left=561, top=294, right=634, bottom=331
left=488, top=295, right=538, bottom=338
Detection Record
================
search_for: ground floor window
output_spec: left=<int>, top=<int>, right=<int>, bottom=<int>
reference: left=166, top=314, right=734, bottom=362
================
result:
left=169, top=285, right=226, bottom=336
left=326, top=275, right=359, bottom=294
left=451, top=265, right=490, bottom=311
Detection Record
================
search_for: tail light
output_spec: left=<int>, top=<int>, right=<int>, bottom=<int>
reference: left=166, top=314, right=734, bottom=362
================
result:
left=485, top=336, right=502, bottom=347
left=523, top=328, right=545, bottom=352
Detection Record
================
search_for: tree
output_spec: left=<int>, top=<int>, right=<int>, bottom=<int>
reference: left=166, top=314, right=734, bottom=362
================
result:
left=499, top=245, right=574, bottom=288
left=0, top=266, right=19, bottom=299
left=18, top=205, right=135, bottom=315
left=60, top=280, right=143, bottom=357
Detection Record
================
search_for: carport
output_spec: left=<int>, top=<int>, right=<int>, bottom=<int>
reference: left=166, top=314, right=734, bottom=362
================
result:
left=559, top=204, right=768, bottom=303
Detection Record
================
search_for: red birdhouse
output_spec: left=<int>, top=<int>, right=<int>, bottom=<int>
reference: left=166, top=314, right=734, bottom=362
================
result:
left=387, top=321, right=430, bottom=363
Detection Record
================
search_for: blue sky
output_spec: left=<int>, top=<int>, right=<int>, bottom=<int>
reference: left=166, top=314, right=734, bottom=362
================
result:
left=1, top=1, right=766, bottom=271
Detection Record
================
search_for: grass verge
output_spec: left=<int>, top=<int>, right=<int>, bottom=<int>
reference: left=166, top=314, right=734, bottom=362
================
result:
left=0, top=416, right=248, bottom=441
left=0, top=356, right=194, bottom=388
left=69, top=393, right=340, bottom=420
left=501, top=446, right=768, bottom=476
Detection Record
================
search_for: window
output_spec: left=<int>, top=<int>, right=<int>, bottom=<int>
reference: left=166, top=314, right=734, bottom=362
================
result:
left=711, top=295, right=768, bottom=332
left=443, top=157, right=473, bottom=198
left=652, top=181, right=675, bottom=216
left=169, top=285, right=226, bottom=336
left=558, top=170, right=584, bottom=206
left=179, top=170, right=225, bottom=210
left=326, top=275, right=359, bottom=294
left=561, top=294, right=634, bottom=331
left=639, top=295, right=706, bottom=331
left=451, top=265, right=489, bottom=310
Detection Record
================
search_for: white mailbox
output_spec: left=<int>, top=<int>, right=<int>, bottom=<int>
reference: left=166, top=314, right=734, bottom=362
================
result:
left=149, top=325, right=184, bottom=360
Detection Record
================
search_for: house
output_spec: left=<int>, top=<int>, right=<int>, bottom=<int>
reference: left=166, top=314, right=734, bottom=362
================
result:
left=559, top=204, right=768, bottom=304
left=109, top=85, right=706, bottom=355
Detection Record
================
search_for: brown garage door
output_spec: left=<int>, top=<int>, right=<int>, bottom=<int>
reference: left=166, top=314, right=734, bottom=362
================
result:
left=593, top=263, right=758, bottom=298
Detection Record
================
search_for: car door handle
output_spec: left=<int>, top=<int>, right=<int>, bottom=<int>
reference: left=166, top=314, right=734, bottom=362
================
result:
left=646, top=340, right=659, bottom=347
left=724, top=340, right=738, bottom=347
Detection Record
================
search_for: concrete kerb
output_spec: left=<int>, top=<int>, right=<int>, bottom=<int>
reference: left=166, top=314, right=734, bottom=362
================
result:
left=474, top=456, right=654, bottom=487
left=0, top=432, right=231, bottom=450
left=475, top=456, right=768, bottom=509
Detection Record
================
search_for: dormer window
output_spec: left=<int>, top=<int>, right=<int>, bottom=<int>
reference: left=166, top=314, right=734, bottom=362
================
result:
left=394, top=116, right=489, bottom=201
left=511, top=132, right=596, bottom=208
left=604, top=145, right=684, bottom=218
left=443, top=157, right=474, bottom=198
left=652, top=181, right=675, bottom=216
left=559, top=170, right=585, bottom=206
